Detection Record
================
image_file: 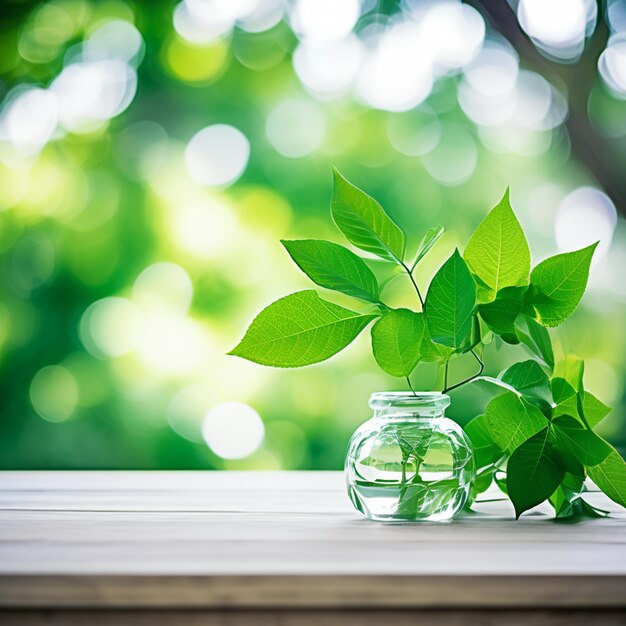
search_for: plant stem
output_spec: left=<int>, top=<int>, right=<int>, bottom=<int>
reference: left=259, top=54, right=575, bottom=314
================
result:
left=443, top=358, right=449, bottom=391
left=405, top=376, right=418, bottom=397
left=401, top=262, right=424, bottom=307
left=443, top=349, right=484, bottom=394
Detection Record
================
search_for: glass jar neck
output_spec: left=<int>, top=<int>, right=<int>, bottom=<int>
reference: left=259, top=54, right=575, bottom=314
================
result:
left=369, top=392, right=450, bottom=420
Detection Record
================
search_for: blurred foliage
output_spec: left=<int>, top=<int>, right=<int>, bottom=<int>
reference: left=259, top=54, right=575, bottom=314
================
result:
left=0, top=0, right=625, bottom=469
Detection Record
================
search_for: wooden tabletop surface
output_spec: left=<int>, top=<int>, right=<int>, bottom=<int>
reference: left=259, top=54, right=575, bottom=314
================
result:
left=1, top=471, right=625, bottom=611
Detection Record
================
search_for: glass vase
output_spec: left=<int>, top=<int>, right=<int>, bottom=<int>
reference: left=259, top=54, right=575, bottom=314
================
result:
left=345, top=392, right=475, bottom=522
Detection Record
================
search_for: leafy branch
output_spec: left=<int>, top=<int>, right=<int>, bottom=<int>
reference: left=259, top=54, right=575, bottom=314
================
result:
left=443, top=349, right=484, bottom=394
left=230, top=165, right=626, bottom=521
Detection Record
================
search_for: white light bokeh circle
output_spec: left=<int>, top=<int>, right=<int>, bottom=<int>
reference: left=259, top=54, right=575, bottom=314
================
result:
left=238, top=0, right=286, bottom=33
left=478, top=123, right=552, bottom=156
left=512, top=70, right=553, bottom=131
left=173, top=1, right=233, bottom=44
left=185, top=124, right=250, bottom=186
left=170, top=198, right=237, bottom=259
left=0, top=87, right=59, bottom=157
left=51, top=60, right=137, bottom=133
left=421, top=122, right=477, bottom=186
left=458, top=79, right=516, bottom=127
left=134, top=310, right=209, bottom=376
left=290, top=0, right=360, bottom=42
left=458, top=41, right=523, bottom=128
left=517, top=0, right=596, bottom=61
left=463, top=41, right=519, bottom=98
left=599, top=37, right=626, bottom=98
left=293, top=35, right=363, bottom=96
left=80, top=297, right=139, bottom=359
left=84, top=20, right=144, bottom=64
left=518, top=0, right=586, bottom=46
left=167, top=383, right=217, bottom=443
left=418, top=1, right=485, bottom=71
left=169, top=198, right=240, bottom=259
left=607, top=0, right=626, bottom=34
left=202, top=401, right=265, bottom=459
left=133, top=262, right=193, bottom=313
left=555, top=187, right=618, bottom=262
left=266, top=98, right=326, bottom=157
left=385, top=107, right=441, bottom=157
left=357, top=22, right=433, bottom=112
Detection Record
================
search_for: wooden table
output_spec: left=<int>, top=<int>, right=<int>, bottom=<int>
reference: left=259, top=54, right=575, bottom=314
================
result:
left=0, top=471, right=625, bottom=625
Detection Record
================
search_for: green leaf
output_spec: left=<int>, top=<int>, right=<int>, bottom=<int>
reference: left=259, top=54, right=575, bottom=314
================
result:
left=529, top=242, right=598, bottom=327
left=501, top=360, right=553, bottom=408
left=554, top=498, right=610, bottom=522
left=551, top=377, right=577, bottom=406
left=419, top=320, right=455, bottom=362
left=507, top=427, right=565, bottom=519
left=410, top=226, right=444, bottom=271
left=485, top=391, right=547, bottom=454
left=371, top=309, right=426, bottom=377
left=331, top=167, right=405, bottom=263
left=395, top=482, right=429, bottom=518
left=473, top=376, right=520, bottom=395
left=554, top=354, right=584, bottom=392
left=464, top=414, right=502, bottom=468
left=514, top=314, right=554, bottom=371
left=552, top=378, right=612, bottom=428
left=424, top=249, right=476, bottom=350
left=229, top=290, right=378, bottom=367
left=281, top=239, right=380, bottom=304
left=396, top=478, right=461, bottom=518
left=551, top=377, right=579, bottom=418
left=552, top=415, right=612, bottom=466
left=478, top=286, right=529, bottom=343
left=587, top=448, right=626, bottom=509
left=552, top=424, right=586, bottom=477
left=464, top=189, right=530, bottom=302
left=582, top=392, right=611, bottom=428
left=550, top=471, right=585, bottom=518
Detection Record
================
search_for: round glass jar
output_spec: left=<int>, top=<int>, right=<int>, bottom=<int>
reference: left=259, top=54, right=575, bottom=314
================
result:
left=345, top=392, right=475, bottom=522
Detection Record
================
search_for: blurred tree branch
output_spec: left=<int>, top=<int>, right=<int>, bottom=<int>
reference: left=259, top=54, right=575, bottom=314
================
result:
left=468, top=0, right=626, bottom=218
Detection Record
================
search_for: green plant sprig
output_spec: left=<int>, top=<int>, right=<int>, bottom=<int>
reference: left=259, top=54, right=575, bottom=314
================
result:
left=229, top=166, right=626, bottom=520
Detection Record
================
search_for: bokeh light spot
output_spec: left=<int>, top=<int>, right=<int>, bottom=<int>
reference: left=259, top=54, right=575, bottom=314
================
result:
left=555, top=187, right=617, bottom=262
left=165, top=35, right=229, bottom=83
left=185, top=124, right=250, bottom=186
left=421, top=123, right=477, bottom=186
left=290, top=0, right=360, bottom=42
left=133, top=262, right=193, bottom=313
left=80, top=297, right=139, bottom=359
left=170, top=197, right=238, bottom=259
left=266, top=98, right=327, bottom=158
left=202, top=401, right=265, bottom=459
left=0, top=87, right=58, bottom=157
left=9, top=233, right=56, bottom=295
left=517, top=0, right=595, bottom=61
left=386, top=107, right=441, bottom=157
left=84, top=20, right=144, bottom=64
left=30, top=365, right=79, bottom=423
left=167, top=383, right=218, bottom=443
left=51, top=60, right=137, bottom=133
left=599, top=37, right=626, bottom=98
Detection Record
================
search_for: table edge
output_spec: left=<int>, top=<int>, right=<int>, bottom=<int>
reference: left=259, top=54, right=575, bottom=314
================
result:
left=1, top=574, right=625, bottom=609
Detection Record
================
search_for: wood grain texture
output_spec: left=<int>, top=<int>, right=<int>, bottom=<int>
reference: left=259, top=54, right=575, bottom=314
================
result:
left=0, top=471, right=625, bottom=610
left=2, top=610, right=626, bottom=626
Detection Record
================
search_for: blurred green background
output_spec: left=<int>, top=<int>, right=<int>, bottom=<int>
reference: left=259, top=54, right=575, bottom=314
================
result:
left=1, top=0, right=625, bottom=469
